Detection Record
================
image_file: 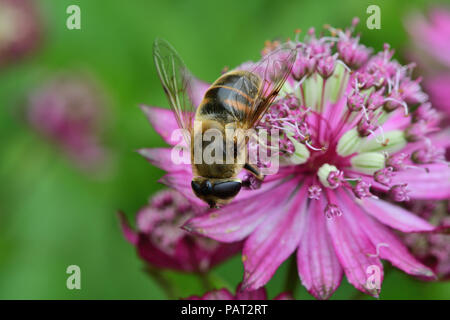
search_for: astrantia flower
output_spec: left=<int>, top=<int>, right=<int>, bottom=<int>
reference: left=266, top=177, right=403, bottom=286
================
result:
left=187, top=283, right=292, bottom=300
left=142, top=21, right=450, bottom=299
left=405, top=8, right=450, bottom=118
left=27, top=74, right=109, bottom=171
left=403, top=201, right=450, bottom=280
left=0, top=0, right=41, bottom=68
left=119, top=189, right=241, bottom=273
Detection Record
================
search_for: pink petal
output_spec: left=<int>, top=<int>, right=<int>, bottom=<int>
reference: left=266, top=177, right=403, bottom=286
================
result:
left=188, top=288, right=234, bottom=300
left=136, top=234, right=184, bottom=270
left=141, top=106, right=184, bottom=146
left=425, top=75, right=450, bottom=115
left=401, top=128, right=450, bottom=154
left=274, top=292, right=294, bottom=300
left=183, top=195, right=272, bottom=243
left=208, top=242, right=243, bottom=268
left=340, top=191, right=435, bottom=278
left=361, top=198, right=435, bottom=232
left=390, top=164, right=450, bottom=199
left=188, top=77, right=210, bottom=108
left=297, top=199, right=343, bottom=300
left=184, top=177, right=300, bottom=243
left=118, top=211, right=138, bottom=245
left=159, top=172, right=205, bottom=207
left=138, top=147, right=190, bottom=173
left=408, top=11, right=450, bottom=67
left=234, top=172, right=299, bottom=202
left=378, top=108, right=411, bottom=132
left=242, top=185, right=308, bottom=290
left=235, top=284, right=267, bottom=300
left=327, top=190, right=384, bottom=297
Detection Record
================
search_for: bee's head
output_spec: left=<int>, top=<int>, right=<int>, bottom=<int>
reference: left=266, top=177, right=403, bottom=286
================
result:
left=191, top=177, right=242, bottom=208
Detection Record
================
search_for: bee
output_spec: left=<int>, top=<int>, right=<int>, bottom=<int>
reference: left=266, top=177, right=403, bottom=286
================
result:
left=153, top=39, right=295, bottom=208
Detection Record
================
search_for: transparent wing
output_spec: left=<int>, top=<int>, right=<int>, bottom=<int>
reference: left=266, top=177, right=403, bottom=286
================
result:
left=153, top=38, right=195, bottom=144
left=236, top=44, right=297, bottom=128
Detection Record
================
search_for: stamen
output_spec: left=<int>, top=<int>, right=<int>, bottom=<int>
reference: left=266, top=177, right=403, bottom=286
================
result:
left=305, top=140, right=325, bottom=151
left=384, top=97, right=409, bottom=116
left=308, top=185, right=322, bottom=200
left=324, top=204, right=343, bottom=219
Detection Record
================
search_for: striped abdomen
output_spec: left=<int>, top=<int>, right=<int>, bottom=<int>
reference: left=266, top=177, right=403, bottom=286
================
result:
left=197, top=70, right=261, bottom=125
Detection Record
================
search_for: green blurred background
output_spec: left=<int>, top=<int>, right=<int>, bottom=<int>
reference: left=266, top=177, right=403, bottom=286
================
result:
left=0, top=0, right=449, bottom=299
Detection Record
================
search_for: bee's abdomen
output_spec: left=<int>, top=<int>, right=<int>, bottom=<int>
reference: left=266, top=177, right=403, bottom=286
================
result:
left=199, top=71, right=260, bottom=122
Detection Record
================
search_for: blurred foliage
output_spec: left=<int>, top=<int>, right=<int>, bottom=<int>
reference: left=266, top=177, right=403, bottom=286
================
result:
left=0, top=0, right=448, bottom=299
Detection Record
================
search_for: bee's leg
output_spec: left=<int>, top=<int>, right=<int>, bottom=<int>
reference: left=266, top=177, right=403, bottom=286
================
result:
left=244, top=163, right=264, bottom=180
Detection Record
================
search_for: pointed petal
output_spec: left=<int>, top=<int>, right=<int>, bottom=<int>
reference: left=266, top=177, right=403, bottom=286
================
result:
left=361, top=198, right=435, bottom=232
left=340, top=192, right=435, bottom=278
left=401, top=128, right=450, bottom=154
left=209, top=242, right=243, bottom=268
left=297, top=199, right=343, bottom=300
left=136, top=234, right=182, bottom=270
left=426, top=75, right=450, bottom=114
left=118, top=211, right=138, bottom=245
left=390, top=164, right=450, bottom=199
left=184, top=177, right=300, bottom=243
left=159, top=172, right=205, bottom=207
left=274, top=292, right=294, bottom=300
left=188, top=289, right=234, bottom=300
left=184, top=196, right=272, bottom=243
left=326, top=190, right=383, bottom=297
left=141, top=106, right=185, bottom=146
left=138, top=148, right=190, bottom=173
left=242, top=185, right=308, bottom=290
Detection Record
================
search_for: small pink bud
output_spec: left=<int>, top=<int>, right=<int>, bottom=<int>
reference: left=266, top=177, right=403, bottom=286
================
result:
left=316, top=55, right=336, bottom=79
left=389, top=184, right=410, bottom=202
left=324, top=204, right=343, bottom=219
left=386, top=153, right=409, bottom=171
left=374, top=167, right=394, bottom=186
left=308, top=185, right=322, bottom=200
left=354, top=181, right=372, bottom=199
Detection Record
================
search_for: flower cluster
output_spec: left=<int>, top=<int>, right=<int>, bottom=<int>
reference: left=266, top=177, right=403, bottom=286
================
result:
left=27, top=74, right=110, bottom=171
left=405, top=8, right=450, bottom=120
left=403, top=201, right=450, bottom=280
left=142, top=20, right=450, bottom=299
left=0, top=0, right=42, bottom=68
left=120, top=189, right=242, bottom=273
left=403, top=7, right=450, bottom=280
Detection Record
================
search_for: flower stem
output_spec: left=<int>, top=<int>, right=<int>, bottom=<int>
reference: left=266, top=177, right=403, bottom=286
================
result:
left=145, top=267, right=178, bottom=299
left=199, top=271, right=215, bottom=292
left=283, top=256, right=298, bottom=297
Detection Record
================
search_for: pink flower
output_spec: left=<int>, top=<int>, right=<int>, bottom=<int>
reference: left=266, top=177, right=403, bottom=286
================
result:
left=0, top=0, right=42, bottom=68
left=405, top=8, right=450, bottom=117
left=187, top=283, right=292, bottom=300
left=27, top=74, right=110, bottom=171
left=119, top=189, right=242, bottom=273
left=403, top=201, right=450, bottom=280
left=143, top=21, right=450, bottom=299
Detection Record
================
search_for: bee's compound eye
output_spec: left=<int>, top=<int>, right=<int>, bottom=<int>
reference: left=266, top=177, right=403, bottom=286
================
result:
left=191, top=180, right=202, bottom=195
left=191, top=180, right=213, bottom=196
left=212, top=181, right=242, bottom=199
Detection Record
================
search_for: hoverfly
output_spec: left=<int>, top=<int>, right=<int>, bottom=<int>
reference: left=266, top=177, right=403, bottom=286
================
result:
left=153, top=39, right=296, bottom=208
